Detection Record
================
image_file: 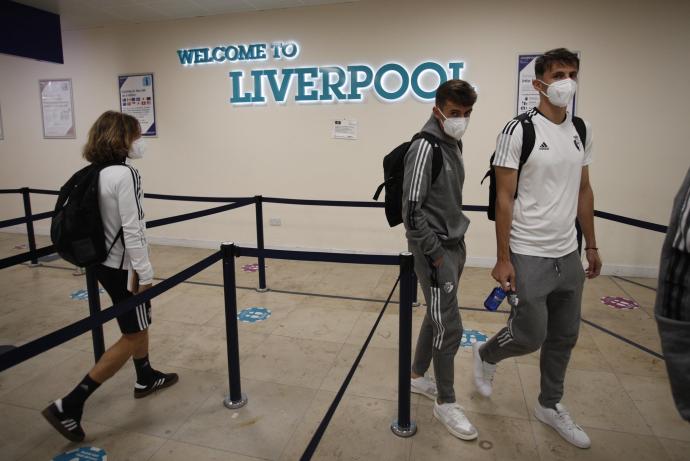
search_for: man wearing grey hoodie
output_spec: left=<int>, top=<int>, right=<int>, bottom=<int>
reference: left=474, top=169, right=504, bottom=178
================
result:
left=403, top=79, right=477, bottom=440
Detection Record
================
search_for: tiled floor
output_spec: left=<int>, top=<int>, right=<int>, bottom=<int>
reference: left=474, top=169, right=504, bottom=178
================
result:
left=0, top=232, right=688, bottom=460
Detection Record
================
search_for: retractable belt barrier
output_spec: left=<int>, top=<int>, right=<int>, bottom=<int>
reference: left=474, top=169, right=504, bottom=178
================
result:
left=0, top=186, right=673, bottom=456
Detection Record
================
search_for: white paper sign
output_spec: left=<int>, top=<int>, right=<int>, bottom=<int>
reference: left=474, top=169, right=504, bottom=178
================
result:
left=332, top=119, right=357, bottom=140
left=39, top=79, right=76, bottom=138
left=517, top=54, right=577, bottom=116
left=119, top=74, right=157, bottom=136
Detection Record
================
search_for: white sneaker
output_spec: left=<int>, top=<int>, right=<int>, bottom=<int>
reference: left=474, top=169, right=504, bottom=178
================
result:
left=433, top=402, right=478, bottom=440
left=534, top=402, right=591, bottom=449
left=411, top=375, right=438, bottom=401
left=472, top=342, right=496, bottom=397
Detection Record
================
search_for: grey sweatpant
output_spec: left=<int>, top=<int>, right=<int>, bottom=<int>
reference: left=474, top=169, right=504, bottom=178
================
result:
left=410, top=240, right=466, bottom=403
left=480, top=250, right=585, bottom=409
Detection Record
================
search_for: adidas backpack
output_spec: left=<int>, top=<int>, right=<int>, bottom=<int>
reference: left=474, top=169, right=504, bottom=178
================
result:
left=482, top=112, right=586, bottom=221
left=51, top=162, right=123, bottom=267
left=374, top=132, right=460, bottom=227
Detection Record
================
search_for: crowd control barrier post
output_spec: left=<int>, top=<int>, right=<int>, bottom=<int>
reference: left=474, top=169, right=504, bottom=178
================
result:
left=254, top=196, right=268, bottom=292
left=85, top=266, right=106, bottom=362
left=391, top=251, right=417, bottom=437
left=221, top=242, right=248, bottom=410
left=21, top=188, right=39, bottom=266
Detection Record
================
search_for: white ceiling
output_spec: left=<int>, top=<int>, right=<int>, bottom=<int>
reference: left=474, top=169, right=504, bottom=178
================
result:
left=14, top=0, right=358, bottom=30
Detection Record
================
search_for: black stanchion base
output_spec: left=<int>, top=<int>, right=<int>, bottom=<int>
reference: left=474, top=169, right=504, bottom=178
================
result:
left=223, top=393, right=248, bottom=409
left=255, top=287, right=269, bottom=293
left=391, top=419, right=417, bottom=438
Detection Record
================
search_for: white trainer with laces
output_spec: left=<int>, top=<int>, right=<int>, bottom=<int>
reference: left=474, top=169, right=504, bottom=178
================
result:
left=534, top=402, right=591, bottom=449
left=472, top=342, right=497, bottom=397
left=433, top=402, right=478, bottom=440
left=411, top=375, right=438, bottom=401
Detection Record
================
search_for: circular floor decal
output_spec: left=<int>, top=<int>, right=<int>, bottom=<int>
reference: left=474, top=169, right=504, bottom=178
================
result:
left=460, top=329, right=488, bottom=348
left=70, top=288, right=105, bottom=300
left=52, top=446, right=107, bottom=460
left=601, top=296, right=639, bottom=310
left=237, top=307, right=272, bottom=323
left=242, top=263, right=266, bottom=273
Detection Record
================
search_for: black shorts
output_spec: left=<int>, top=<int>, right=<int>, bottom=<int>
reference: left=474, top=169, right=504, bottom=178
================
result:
left=94, top=264, right=151, bottom=334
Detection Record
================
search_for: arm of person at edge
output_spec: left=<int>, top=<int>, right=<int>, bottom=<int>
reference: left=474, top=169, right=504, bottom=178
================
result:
left=577, top=166, right=602, bottom=278
left=492, top=167, right=518, bottom=291
left=401, top=139, right=445, bottom=268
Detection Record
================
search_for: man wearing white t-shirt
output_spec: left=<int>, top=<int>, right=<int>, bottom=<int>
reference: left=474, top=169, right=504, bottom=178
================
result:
left=473, top=48, right=602, bottom=448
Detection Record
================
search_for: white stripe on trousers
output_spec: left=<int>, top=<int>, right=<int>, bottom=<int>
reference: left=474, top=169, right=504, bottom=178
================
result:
left=430, top=286, right=446, bottom=350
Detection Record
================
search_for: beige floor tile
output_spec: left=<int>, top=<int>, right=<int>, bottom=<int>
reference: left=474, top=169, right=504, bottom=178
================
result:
left=658, top=437, right=690, bottom=461
left=0, top=346, right=78, bottom=398
left=150, top=440, right=264, bottom=461
left=518, top=363, right=652, bottom=435
left=587, top=326, right=667, bottom=378
left=19, top=421, right=167, bottom=461
left=0, top=403, right=69, bottom=460
left=530, top=420, right=671, bottom=461
left=278, top=390, right=335, bottom=460
left=305, top=393, right=414, bottom=461
left=271, top=305, right=362, bottom=343
left=241, top=335, right=342, bottom=389
left=157, top=324, right=268, bottom=375
left=410, top=409, right=539, bottom=461
left=618, top=373, right=690, bottom=441
left=173, top=378, right=316, bottom=459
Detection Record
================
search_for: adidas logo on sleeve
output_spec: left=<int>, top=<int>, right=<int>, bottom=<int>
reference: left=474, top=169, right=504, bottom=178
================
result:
left=538, top=142, right=549, bottom=151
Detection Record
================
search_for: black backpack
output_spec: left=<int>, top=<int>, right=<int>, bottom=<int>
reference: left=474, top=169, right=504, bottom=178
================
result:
left=482, top=112, right=586, bottom=220
left=51, top=162, right=124, bottom=267
left=374, top=132, right=459, bottom=227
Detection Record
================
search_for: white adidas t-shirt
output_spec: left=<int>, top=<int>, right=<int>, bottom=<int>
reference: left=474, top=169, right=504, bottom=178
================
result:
left=492, top=109, right=593, bottom=258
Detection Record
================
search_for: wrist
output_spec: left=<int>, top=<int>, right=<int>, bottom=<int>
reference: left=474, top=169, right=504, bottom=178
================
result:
left=585, top=247, right=598, bottom=252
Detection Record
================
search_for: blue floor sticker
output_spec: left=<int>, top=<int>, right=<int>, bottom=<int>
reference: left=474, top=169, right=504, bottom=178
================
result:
left=52, top=446, right=107, bottom=460
left=461, top=329, right=488, bottom=348
left=70, top=288, right=104, bottom=300
left=238, top=306, right=271, bottom=323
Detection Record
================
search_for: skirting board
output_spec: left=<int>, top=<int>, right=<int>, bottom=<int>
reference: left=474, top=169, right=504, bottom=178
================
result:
left=1, top=226, right=660, bottom=278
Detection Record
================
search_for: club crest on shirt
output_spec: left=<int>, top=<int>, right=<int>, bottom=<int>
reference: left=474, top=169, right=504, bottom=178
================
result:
left=573, top=136, right=581, bottom=151
left=443, top=281, right=454, bottom=293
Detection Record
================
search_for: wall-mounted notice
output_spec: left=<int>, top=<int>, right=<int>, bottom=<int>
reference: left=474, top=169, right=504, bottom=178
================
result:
left=119, top=73, right=156, bottom=136
left=39, top=79, right=76, bottom=138
left=517, top=53, right=577, bottom=116
left=332, top=119, right=357, bottom=140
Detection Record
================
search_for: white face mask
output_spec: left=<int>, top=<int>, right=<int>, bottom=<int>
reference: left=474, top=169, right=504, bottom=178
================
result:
left=538, top=78, right=577, bottom=108
left=438, top=109, right=469, bottom=140
left=128, top=138, right=146, bottom=160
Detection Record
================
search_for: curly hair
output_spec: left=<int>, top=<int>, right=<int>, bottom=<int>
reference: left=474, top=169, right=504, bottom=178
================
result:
left=535, top=48, right=580, bottom=78
left=82, top=111, right=141, bottom=164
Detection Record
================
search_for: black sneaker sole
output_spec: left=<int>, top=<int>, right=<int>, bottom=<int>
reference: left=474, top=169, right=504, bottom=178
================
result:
left=133, top=373, right=179, bottom=399
left=41, top=406, right=85, bottom=442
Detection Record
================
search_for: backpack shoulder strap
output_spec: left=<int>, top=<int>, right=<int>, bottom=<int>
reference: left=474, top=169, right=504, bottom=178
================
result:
left=516, top=111, right=536, bottom=168
left=413, top=132, right=444, bottom=183
left=572, top=115, right=586, bottom=146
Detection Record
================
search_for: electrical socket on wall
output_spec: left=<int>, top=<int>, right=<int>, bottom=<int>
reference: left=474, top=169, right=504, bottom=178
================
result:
left=269, top=217, right=282, bottom=226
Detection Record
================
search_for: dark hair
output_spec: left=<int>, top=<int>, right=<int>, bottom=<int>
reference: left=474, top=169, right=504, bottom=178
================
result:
left=435, top=79, right=477, bottom=109
left=534, top=48, right=580, bottom=78
left=82, top=111, right=141, bottom=164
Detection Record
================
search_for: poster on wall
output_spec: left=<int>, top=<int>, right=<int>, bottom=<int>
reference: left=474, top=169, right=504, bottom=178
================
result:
left=332, top=119, right=358, bottom=140
left=517, top=53, right=577, bottom=116
left=119, top=73, right=156, bottom=136
left=39, top=79, right=76, bottom=139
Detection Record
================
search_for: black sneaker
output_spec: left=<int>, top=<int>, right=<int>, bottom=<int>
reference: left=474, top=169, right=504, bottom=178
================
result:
left=133, top=371, right=179, bottom=399
left=41, top=399, right=85, bottom=442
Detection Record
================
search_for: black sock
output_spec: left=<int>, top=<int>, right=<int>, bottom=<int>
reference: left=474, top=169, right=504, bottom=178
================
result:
left=62, top=374, right=101, bottom=414
left=133, top=355, right=154, bottom=384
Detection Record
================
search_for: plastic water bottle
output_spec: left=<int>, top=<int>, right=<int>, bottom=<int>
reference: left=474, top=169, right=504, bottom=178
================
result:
left=484, top=287, right=519, bottom=311
left=484, top=287, right=506, bottom=311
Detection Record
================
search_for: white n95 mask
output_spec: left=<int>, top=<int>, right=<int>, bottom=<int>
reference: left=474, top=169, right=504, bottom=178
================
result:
left=438, top=110, right=469, bottom=140
left=128, top=138, right=147, bottom=160
left=538, top=78, right=577, bottom=108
